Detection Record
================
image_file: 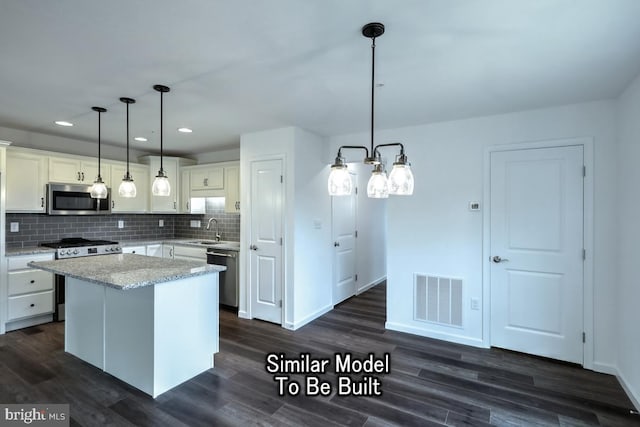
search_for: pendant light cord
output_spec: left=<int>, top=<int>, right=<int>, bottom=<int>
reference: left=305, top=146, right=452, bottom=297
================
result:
left=97, top=111, right=102, bottom=178
left=370, top=36, right=376, bottom=155
left=126, top=102, right=130, bottom=176
left=160, top=90, right=164, bottom=173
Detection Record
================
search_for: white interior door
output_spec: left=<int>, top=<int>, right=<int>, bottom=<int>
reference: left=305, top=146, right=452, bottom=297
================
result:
left=490, top=145, right=584, bottom=364
left=332, top=176, right=357, bottom=305
left=249, top=159, right=283, bottom=324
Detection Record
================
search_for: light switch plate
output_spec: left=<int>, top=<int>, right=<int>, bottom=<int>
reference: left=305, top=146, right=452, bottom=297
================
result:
left=10, top=222, right=19, bottom=232
left=118, top=220, right=124, bottom=229
left=159, top=219, right=164, bottom=227
left=190, top=220, right=201, bottom=228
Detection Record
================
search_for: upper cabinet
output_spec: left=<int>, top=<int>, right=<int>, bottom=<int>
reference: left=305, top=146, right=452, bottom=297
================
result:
left=191, top=167, right=224, bottom=192
left=6, top=150, right=48, bottom=212
left=110, top=163, right=149, bottom=212
left=139, top=155, right=196, bottom=213
left=224, top=163, right=240, bottom=213
left=48, top=156, right=111, bottom=185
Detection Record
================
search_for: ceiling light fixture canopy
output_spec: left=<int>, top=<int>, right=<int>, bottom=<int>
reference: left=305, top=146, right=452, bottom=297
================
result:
left=90, top=106, right=108, bottom=199
left=118, top=97, right=137, bottom=198
left=152, top=84, right=171, bottom=197
left=328, top=22, right=414, bottom=198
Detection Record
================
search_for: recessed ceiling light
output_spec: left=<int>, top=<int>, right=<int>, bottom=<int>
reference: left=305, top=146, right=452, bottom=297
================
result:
left=134, top=137, right=148, bottom=142
left=177, top=127, right=192, bottom=133
left=55, top=120, right=73, bottom=127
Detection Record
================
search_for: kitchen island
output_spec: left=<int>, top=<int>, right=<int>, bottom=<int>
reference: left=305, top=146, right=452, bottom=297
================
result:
left=29, top=254, right=225, bottom=398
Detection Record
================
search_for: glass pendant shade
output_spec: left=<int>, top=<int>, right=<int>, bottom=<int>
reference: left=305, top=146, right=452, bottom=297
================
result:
left=119, top=176, right=137, bottom=198
left=328, top=163, right=352, bottom=196
left=367, top=165, right=389, bottom=198
left=90, top=177, right=108, bottom=199
left=388, top=163, right=414, bottom=195
left=152, top=173, right=171, bottom=197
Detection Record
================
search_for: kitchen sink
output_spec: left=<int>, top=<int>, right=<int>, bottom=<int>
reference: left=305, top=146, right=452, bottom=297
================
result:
left=188, top=240, right=220, bottom=245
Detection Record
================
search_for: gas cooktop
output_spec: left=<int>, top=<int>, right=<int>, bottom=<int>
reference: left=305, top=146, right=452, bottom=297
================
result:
left=41, top=238, right=121, bottom=259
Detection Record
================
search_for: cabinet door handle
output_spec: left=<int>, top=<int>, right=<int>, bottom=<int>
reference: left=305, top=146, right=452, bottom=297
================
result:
left=186, top=202, right=190, bottom=211
left=77, top=171, right=81, bottom=181
left=41, top=197, right=44, bottom=208
left=204, top=178, right=208, bottom=187
left=169, top=248, right=173, bottom=257
left=81, top=172, right=85, bottom=181
left=173, top=201, right=177, bottom=209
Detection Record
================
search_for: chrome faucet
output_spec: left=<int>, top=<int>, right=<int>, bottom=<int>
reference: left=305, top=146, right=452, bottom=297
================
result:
left=206, top=217, right=221, bottom=242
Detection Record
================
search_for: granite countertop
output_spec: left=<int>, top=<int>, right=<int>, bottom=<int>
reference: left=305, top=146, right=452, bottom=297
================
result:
left=28, top=254, right=226, bottom=290
left=5, top=246, right=57, bottom=256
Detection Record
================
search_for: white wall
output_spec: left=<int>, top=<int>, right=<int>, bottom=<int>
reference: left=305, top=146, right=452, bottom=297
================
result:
left=615, top=73, right=640, bottom=409
left=240, top=127, right=333, bottom=330
left=292, top=128, right=333, bottom=327
left=331, top=100, right=618, bottom=369
left=195, top=147, right=240, bottom=164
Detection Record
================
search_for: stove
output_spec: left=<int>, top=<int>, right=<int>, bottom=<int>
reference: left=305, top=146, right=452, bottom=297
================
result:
left=41, top=237, right=122, bottom=259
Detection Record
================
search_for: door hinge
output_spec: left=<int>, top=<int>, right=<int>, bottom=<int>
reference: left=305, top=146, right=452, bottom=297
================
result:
left=280, top=175, right=283, bottom=183
left=355, top=187, right=358, bottom=195
left=278, top=300, right=282, bottom=308
left=583, top=165, right=586, bottom=177
left=355, top=274, right=358, bottom=282
left=582, top=332, right=586, bottom=343
left=582, top=249, right=586, bottom=260
left=280, top=237, right=283, bottom=246
left=355, top=230, right=358, bottom=238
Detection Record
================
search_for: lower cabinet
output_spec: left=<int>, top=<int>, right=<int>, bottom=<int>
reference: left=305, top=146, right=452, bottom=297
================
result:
left=122, top=245, right=147, bottom=255
left=5, top=253, right=55, bottom=331
left=172, top=245, right=207, bottom=262
left=146, top=244, right=163, bottom=258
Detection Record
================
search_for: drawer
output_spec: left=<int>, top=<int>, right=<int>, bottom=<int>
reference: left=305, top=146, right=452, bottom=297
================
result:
left=8, top=270, right=54, bottom=296
left=173, top=245, right=207, bottom=260
left=7, top=253, right=54, bottom=270
left=8, top=290, right=54, bottom=321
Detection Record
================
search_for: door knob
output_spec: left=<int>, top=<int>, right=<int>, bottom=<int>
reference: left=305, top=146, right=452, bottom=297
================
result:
left=250, top=244, right=258, bottom=251
left=334, top=242, right=340, bottom=247
left=492, top=256, right=509, bottom=263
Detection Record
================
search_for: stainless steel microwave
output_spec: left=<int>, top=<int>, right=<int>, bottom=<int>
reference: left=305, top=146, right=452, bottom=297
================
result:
left=47, top=183, right=111, bottom=215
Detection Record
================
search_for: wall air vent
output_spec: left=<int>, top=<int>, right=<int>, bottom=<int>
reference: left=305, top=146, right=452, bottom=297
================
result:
left=414, top=274, right=463, bottom=327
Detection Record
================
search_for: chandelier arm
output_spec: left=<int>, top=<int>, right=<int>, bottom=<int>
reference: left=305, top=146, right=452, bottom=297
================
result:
left=373, top=142, right=405, bottom=158
left=337, top=145, right=370, bottom=160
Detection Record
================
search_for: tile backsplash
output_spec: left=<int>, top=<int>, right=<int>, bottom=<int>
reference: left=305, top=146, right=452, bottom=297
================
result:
left=6, top=197, right=240, bottom=249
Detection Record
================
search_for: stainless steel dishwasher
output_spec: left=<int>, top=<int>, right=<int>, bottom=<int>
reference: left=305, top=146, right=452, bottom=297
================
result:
left=206, top=248, right=238, bottom=308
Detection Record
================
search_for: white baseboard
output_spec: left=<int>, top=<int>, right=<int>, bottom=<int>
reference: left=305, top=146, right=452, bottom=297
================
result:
left=357, top=276, right=386, bottom=295
left=592, top=361, right=618, bottom=375
left=385, top=321, right=486, bottom=348
left=288, top=304, right=333, bottom=330
left=617, top=369, right=640, bottom=411
left=237, top=310, right=250, bottom=319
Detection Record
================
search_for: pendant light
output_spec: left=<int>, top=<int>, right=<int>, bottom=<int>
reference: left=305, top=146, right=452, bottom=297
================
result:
left=118, top=97, right=137, bottom=198
left=328, top=22, right=414, bottom=198
left=152, top=84, right=171, bottom=196
left=90, top=106, right=108, bottom=199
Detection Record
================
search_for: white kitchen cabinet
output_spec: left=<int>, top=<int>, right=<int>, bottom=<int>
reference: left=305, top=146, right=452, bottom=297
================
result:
left=139, top=156, right=195, bottom=213
left=110, top=163, right=149, bottom=212
left=6, top=150, right=48, bottom=212
left=179, top=169, right=191, bottom=213
left=5, top=253, right=55, bottom=331
left=122, top=245, right=146, bottom=255
left=172, top=245, right=207, bottom=262
left=146, top=244, right=163, bottom=258
left=49, top=156, right=111, bottom=185
left=162, top=245, right=174, bottom=259
left=191, top=167, right=224, bottom=191
left=224, top=163, right=240, bottom=213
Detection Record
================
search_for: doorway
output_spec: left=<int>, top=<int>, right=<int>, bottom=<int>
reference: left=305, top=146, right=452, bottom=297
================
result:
left=249, top=158, right=284, bottom=324
left=331, top=173, right=357, bottom=305
left=486, top=141, right=590, bottom=365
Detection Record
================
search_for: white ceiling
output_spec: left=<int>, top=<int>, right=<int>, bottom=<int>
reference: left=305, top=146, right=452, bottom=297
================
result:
left=1, top=0, right=640, bottom=157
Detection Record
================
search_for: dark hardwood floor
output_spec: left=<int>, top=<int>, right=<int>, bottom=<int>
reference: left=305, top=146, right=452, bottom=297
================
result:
left=0, top=283, right=638, bottom=426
